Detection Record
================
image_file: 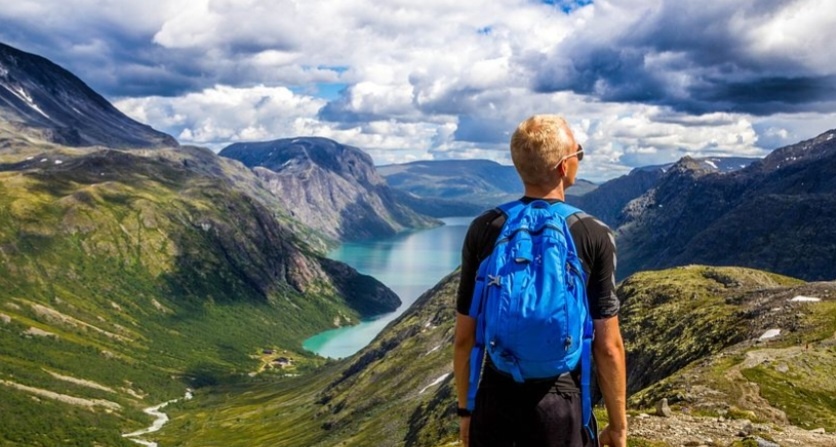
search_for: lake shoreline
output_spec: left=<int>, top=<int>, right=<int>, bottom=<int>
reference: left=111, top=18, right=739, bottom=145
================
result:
left=303, top=217, right=472, bottom=358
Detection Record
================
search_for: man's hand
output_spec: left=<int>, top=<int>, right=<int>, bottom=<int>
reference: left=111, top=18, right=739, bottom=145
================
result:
left=598, top=424, right=627, bottom=447
left=459, top=415, right=471, bottom=446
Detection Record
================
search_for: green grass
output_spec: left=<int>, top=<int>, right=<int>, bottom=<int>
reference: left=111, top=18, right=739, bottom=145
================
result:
left=741, top=346, right=836, bottom=432
left=0, top=150, right=384, bottom=446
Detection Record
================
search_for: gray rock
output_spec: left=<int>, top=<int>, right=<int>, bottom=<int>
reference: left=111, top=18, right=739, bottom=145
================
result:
left=222, top=137, right=439, bottom=242
left=655, top=398, right=672, bottom=417
left=753, top=436, right=780, bottom=447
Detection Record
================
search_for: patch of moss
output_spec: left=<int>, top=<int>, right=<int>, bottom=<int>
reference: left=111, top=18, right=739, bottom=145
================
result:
left=627, top=439, right=672, bottom=447
left=741, top=350, right=836, bottom=431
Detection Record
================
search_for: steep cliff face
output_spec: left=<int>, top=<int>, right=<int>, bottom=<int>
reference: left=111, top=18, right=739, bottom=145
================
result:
left=615, top=129, right=836, bottom=281
left=220, top=137, right=439, bottom=242
left=0, top=42, right=177, bottom=148
left=569, top=167, right=666, bottom=227
left=0, top=146, right=400, bottom=323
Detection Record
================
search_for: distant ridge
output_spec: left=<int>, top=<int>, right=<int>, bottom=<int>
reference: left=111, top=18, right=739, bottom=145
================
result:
left=0, top=42, right=177, bottom=148
left=379, top=158, right=597, bottom=216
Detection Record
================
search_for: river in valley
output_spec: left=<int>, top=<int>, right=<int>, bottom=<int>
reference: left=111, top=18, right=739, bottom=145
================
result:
left=302, top=216, right=472, bottom=358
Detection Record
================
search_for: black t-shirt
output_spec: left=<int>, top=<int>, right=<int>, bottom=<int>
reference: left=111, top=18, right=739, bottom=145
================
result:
left=456, top=197, right=620, bottom=392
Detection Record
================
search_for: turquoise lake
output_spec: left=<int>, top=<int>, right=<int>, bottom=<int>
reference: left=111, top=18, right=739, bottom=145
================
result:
left=302, top=216, right=473, bottom=358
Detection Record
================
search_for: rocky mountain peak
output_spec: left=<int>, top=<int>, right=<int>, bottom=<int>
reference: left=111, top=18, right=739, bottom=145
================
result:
left=667, top=155, right=718, bottom=177
left=0, top=42, right=177, bottom=148
left=220, top=137, right=438, bottom=242
left=222, top=137, right=381, bottom=188
left=752, top=128, right=836, bottom=173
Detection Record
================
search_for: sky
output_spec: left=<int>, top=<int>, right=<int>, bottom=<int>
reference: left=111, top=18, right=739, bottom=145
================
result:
left=1, top=0, right=835, bottom=181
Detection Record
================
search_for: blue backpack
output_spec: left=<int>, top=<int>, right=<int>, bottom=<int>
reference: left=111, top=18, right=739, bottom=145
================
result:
left=467, top=199, right=596, bottom=440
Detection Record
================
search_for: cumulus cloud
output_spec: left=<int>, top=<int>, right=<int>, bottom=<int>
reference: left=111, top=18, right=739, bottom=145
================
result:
left=2, top=0, right=836, bottom=180
left=531, top=0, right=836, bottom=115
left=115, top=85, right=327, bottom=146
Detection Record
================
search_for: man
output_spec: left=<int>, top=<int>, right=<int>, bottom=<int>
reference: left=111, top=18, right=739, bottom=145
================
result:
left=454, top=115, right=627, bottom=447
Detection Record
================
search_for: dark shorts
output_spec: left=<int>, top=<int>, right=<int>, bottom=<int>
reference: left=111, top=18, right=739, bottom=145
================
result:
left=469, top=384, right=597, bottom=447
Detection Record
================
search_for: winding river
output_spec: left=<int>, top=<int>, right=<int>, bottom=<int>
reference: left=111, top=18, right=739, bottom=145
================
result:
left=123, top=390, right=193, bottom=446
left=302, top=216, right=472, bottom=358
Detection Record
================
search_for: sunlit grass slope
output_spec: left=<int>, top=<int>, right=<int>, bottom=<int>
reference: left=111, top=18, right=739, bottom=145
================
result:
left=0, top=147, right=396, bottom=446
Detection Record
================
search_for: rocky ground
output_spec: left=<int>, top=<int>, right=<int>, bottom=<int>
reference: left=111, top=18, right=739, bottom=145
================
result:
left=629, top=410, right=835, bottom=447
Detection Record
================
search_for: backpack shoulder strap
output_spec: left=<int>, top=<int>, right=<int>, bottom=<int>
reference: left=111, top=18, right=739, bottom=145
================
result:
left=550, top=201, right=583, bottom=220
left=551, top=201, right=597, bottom=444
left=496, top=200, right=525, bottom=218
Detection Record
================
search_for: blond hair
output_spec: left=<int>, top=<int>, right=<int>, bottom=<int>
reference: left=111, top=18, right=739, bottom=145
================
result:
left=510, top=115, right=575, bottom=186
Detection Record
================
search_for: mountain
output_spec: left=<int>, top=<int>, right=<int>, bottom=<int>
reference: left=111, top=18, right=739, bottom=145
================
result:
left=570, top=157, right=759, bottom=228
left=0, top=144, right=403, bottom=446
left=638, top=156, right=760, bottom=174
left=150, top=265, right=836, bottom=447
left=378, top=159, right=598, bottom=217
left=219, top=137, right=440, bottom=242
left=615, top=130, right=836, bottom=281
left=0, top=43, right=402, bottom=446
left=0, top=42, right=177, bottom=148
left=620, top=267, right=836, bottom=442
left=569, top=166, right=666, bottom=227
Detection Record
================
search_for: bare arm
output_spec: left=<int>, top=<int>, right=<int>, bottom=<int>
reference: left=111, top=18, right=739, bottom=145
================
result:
left=593, top=315, right=627, bottom=446
left=454, top=313, right=476, bottom=409
left=454, top=312, right=476, bottom=446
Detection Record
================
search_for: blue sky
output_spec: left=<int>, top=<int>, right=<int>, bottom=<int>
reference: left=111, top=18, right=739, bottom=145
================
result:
left=1, top=0, right=835, bottom=181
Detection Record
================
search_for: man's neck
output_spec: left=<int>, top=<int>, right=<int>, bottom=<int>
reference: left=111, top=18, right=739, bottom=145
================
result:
left=523, top=183, right=566, bottom=201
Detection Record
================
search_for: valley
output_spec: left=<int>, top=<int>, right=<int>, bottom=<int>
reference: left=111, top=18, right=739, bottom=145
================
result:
left=2, top=40, right=835, bottom=447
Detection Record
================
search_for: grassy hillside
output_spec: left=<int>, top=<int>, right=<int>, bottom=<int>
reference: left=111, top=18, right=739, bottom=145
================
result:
left=0, top=147, right=398, bottom=446
left=152, top=266, right=836, bottom=447
left=623, top=267, right=836, bottom=432
left=152, top=271, right=460, bottom=447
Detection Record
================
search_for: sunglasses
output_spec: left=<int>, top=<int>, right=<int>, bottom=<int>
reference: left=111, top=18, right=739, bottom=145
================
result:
left=553, top=144, right=584, bottom=169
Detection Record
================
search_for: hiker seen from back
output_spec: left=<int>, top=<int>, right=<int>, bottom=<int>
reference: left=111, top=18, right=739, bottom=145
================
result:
left=454, top=114, right=627, bottom=447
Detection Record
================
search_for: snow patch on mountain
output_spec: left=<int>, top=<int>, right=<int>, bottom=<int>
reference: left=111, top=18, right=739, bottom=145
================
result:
left=1, top=81, right=50, bottom=118
left=419, top=373, right=450, bottom=394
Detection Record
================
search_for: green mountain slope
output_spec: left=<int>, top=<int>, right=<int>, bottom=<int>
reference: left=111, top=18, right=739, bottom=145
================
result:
left=0, top=146, right=399, bottom=446
left=153, top=266, right=836, bottom=447
left=622, top=266, right=836, bottom=433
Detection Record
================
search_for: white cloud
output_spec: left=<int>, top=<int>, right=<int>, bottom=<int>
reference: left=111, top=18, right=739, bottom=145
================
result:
left=3, top=0, right=836, bottom=181
left=115, top=85, right=326, bottom=146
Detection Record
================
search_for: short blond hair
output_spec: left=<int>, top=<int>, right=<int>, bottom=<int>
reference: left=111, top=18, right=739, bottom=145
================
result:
left=510, top=115, right=575, bottom=186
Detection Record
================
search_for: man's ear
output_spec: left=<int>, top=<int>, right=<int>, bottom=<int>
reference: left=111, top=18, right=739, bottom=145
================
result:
left=556, top=160, right=566, bottom=176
